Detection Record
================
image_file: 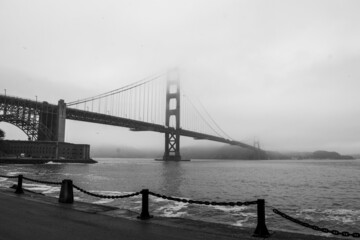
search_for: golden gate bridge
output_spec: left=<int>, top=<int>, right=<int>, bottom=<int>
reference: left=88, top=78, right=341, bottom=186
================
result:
left=0, top=71, right=262, bottom=160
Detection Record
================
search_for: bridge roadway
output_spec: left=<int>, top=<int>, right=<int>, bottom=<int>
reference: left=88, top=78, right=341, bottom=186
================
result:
left=67, top=108, right=260, bottom=151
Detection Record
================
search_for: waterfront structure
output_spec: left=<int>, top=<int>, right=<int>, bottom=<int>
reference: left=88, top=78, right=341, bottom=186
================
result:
left=0, top=140, right=90, bottom=160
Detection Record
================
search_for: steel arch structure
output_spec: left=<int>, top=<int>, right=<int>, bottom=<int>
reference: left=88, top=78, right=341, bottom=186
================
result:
left=0, top=95, right=57, bottom=141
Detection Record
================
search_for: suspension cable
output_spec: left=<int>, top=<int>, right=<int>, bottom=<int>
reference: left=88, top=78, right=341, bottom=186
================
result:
left=194, top=97, right=232, bottom=140
left=67, top=72, right=165, bottom=106
left=183, top=94, right=224, bottom=138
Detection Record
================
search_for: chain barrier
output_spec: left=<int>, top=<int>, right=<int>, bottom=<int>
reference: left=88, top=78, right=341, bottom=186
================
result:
left=273, top=208, right=360, bottom=238
left=3, top=173, right=357, bottom=238
left=148, top=191, right=258, bottom=206
left=0, top=174, right=19, bottom=179
left=22, top=176, right=62, bottom=185
left=73, top=184, right=140, bottom=199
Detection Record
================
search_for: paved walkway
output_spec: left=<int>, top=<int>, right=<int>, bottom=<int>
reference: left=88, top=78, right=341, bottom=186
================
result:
left=0, top=189, right=342, bottom=240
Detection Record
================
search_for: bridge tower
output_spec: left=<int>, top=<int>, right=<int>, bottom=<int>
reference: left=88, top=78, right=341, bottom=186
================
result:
left=57, top=99, right=66, bottom=142
left=163, top=71, right=181, bottom=161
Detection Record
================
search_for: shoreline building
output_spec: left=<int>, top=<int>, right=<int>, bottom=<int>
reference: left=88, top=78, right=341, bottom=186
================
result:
left=0, top=140, right=90, bottom=160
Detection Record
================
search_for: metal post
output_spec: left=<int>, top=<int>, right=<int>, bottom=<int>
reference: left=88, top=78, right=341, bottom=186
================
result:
left=138, top=189, right=153, bottom=220
left=15, top=175, right=24, bottom=194
left=59, top=179, right=74, bottom=203
left=253, top=199, right=270, bottom=238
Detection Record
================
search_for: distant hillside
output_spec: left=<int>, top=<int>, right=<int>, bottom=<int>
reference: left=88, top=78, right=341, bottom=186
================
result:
left=91, top=144, right=355, bottom=160
left=91, top=144, right=273, bottom=160
left=311, top=150, right=353, bottom=159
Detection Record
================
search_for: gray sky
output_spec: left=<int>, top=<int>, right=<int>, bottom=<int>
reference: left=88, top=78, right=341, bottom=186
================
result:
left=1, top=0, right=360, bottom=154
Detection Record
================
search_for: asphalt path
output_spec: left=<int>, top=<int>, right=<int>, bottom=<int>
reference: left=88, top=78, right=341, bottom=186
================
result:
left=0, top=190, right=243, bottom=240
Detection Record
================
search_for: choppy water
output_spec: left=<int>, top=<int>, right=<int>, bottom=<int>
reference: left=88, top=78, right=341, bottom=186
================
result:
left=0, top=158, right=359, bottom=237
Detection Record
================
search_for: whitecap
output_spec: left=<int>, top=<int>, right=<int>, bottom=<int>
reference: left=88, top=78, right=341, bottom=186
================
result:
left=92, top=199, right=115, bottom=204
left=150, top=196, right=171, bottom=203
left=212, top=205, right=247, bottom=212
left=162, top=210, right=187, bottom=218
left=45, top=161, right=63, bottom=165
left=7, top=172, right=23, bottom=176
left=42, top=187, right=61, bottom=194
left=232, top=217, right=249, bottom=227
left=300, top=209, right=317, bottom=213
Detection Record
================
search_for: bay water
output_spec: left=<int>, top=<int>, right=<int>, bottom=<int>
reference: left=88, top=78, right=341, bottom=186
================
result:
left=0, top=158, right=359, bottom=237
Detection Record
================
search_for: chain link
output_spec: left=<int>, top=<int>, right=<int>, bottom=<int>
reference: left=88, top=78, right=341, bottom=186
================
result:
left=22, top=176, right=62, bottom=185
left=148, top=191, right=258, bottom=206
left=0, top=174, right=19, bottom=179
left=73, top=184, right=140, bottom=199
left=273, top=208, right=360, bottom=238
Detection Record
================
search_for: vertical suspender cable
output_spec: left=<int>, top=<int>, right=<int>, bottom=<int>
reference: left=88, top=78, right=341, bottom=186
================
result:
left=142, top=83, right=145, bottom=121
left=146, top=82, right=149, bottom=122
left=120, top=93, right=123, bottom=117
left=137, top=85, right=140, bottom=120
left=150, top=81, right=153, bottom=122
left=128, top=89, right=133, bottom=118
left=105, top=96, right=108, bottom=114
left=111, top=94, right=114, bottom=115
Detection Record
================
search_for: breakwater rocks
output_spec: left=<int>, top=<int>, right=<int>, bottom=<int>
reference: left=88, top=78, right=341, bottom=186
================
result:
left=0, top=158, right=97, bottom=164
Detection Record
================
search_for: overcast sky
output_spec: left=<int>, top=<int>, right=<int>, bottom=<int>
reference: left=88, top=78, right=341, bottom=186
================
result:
left=1, top=0, right=360, bottom=154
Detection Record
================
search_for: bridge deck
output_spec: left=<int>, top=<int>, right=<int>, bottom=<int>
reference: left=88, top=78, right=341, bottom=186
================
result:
left=67, top=108, right=260, bottom=151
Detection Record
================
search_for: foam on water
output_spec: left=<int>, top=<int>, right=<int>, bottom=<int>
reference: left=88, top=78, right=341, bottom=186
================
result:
left=42, top=187, right=61, bottom=194
left=45, top=161, right=63, bottom=165
left=93, top=199, right=115, bottom=204
left=157, top=201, right=189, bottom=217
left=1, top=158, right=359, bottom=235
left=151, top=196, right=172, bottom=203
left=23, top=183, right=53, bottom=192
left=95, top=190, right=134, bottom=195
left=6, top=172, right=23, bottom=176
left=212, top=205, right=247, bottom=212
left=232, top=218, right=248, bottom=227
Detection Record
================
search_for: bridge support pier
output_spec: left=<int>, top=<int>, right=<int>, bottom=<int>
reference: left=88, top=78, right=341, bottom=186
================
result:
left=163, top=71, right=182, bottom=161
left=57, top=99, right=66, bottom=142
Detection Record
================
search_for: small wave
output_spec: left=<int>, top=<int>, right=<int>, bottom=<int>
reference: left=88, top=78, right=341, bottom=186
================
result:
left=323, top=209, right=360, bottom=215
left=232, top=217, right=250, bottom=227
left=151, top=196, right=172, bottom=203
left=162, top=211, right=187, bottom=218
left=299, top=208, right=360, bottom=226
left=6, top=172, right=23, bottom=176
left=94, top=190, right=134, bottom=195
left=156, top=201, right=189, bottom=218
left=23, top=183, right=53, bottom=192
left=42, top=187, right=61, bottom=194
left=92, top=199, right=115, bottom=204
left=212, top=205, right=247, bottom=212
left=45, top=161, right=63, bottom=165
left=300, top=208, right=317, bottom=213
